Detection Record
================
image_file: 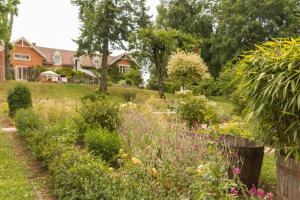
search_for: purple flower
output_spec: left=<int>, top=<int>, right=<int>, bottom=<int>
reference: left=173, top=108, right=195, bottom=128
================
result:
left=256, top=189, right=265, bottom=199
left=232, top=167, right=241, bottom=176
left=266, top=192, right=273, bottom=200
left=249, top=185, right=257, bottom=197
left=230, top=187, right=238, bottom=196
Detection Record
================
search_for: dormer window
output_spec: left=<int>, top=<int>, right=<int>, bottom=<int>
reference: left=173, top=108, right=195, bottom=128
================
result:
left=94, top=60, right=100, bottom=68
left=74, top=58, right=82, bottom=70
left=53, top=51, right=62, bottom=65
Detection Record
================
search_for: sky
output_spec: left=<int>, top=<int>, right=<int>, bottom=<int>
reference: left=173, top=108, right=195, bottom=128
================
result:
left=12, top=0, right=160, bottom=54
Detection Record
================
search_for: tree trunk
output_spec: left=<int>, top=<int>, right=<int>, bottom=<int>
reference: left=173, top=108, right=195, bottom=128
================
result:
left=100, top=37, right=109, bottom=92
left=4, top=13, right=14, bottom=80
left=4, top=42, right=11, bottom=80
left=154, top=51, right=165, bottom=99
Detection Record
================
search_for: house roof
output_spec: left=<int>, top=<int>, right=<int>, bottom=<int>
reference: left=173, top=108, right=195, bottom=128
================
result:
left=12, top=37, right=47, bottom=59
left=9, top=37, right=140, bottom=68
left=36, top=46, right=121, bottom=67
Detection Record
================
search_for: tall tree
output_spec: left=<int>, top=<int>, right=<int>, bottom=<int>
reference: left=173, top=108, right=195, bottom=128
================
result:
left=72, top=0, right=149, bottom=91
left=157, top=0, right=300, bottom=78
left=131, top=27, right=197, bottom=98
left=210, top=0, right=300, bottom=77
left=156, top=0, right=215, bottom=76
left=0, top=0, right=19, bottom=80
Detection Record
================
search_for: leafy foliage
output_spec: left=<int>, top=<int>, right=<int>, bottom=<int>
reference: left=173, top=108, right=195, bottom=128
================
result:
left=79, top=98, right=120, bottom=131
left=85, top=128, right=121, bottom=166
left=7, top=85, right=32, bottom=118
left=72, top=0, right=149, bottom=91
left=178, top=94, right=219, bottom=127
left=236, top=38, right=300, bottom=160
left=124, top=68, right=143, bottom=87
left=167, top=51, right=208, bottom=90
left=131, top=27, right=198, bottom=98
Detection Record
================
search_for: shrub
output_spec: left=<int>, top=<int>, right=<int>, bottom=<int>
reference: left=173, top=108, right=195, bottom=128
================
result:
left=27, top=65, right=48, bottom=82
left=79, top=98, right=120, bottom=131
left=7, top=85, right=32, bottom=118
left=167, top=51, right=208, bottom=90
left=124, top=69, right=143, bottom=87
left=85, top=128, right=121, bottom=165
left=49, top=149, right=111, bottom=200
left=81, top=92, right=106, bottom=102
left=122, top=91, right=136, bottom=102
left=236, top=38, right=300, bottom=160
left=15, top=109, right=44, bottom=137
left=177, top=95, right=219, bottom=127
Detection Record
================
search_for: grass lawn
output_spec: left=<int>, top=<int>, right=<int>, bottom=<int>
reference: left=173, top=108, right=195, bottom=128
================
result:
left=260, top=153, right=277, bottom=189
left=0, top=132, right=35, bottom=200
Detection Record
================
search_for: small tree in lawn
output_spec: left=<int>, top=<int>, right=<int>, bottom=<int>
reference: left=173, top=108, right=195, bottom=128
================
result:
left=131, top=27, right=197, bottom=99
left=167, top=52, right=208, bottom=91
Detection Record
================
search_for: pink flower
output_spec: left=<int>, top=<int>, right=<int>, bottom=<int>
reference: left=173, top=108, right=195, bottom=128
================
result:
left=266, top=192, right=273, bottom=200
left=232, top=167, right=241, bottom=176
left=230, top=187, right=238, bottom=196
left=256, top=189, right=265, bottom=199
left=249, top=185, right=257, bottom=197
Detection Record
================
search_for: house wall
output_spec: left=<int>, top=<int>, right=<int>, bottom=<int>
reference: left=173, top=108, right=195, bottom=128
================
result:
left=11, top=41, right=44, bottom=68
left=116, top=59, right=131, bottom=66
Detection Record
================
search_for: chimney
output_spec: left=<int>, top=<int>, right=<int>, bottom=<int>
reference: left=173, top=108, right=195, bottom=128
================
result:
left=32, top=43, right=36, bottom=46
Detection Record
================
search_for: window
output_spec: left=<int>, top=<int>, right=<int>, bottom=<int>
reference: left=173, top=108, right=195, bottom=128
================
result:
left=53, top=55, right=61, bottom=65
left=14, top=53, right=31, bottom=61
left=15, top=66, right=28, bottom=81
left=119, top=65, right=129, bottom=74
left=74, top=58, right=81, bottom=70
left=94, top=60, right=100, bottom=68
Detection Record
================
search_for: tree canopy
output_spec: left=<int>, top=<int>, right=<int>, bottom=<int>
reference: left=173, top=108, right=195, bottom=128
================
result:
left=131, top=27, right=198, bottom=98
left=72, top=0, right=149, bottom=91
left=167, top=51, right=208, bottom=90
left=157, top=0, right=300, bottom=78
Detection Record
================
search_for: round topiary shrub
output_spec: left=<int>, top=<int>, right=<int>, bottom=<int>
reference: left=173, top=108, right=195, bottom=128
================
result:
left=85, top=128, right=121, bottom=166
left=7, top=85, right=32, bottom=118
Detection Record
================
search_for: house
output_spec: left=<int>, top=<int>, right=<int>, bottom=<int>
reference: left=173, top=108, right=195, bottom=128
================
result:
left=0, top=37, right=140, bottom=81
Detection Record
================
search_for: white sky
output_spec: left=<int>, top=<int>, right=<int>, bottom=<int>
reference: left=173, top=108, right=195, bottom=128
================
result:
left=12, top=0, right=160, bottom=54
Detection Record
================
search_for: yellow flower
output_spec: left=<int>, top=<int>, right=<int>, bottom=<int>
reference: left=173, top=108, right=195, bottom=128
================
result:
left=108, top=167, right=114, bottom=172
left=148, top=167, right=158, bottom=177
left=196, top=164, right=205, bottom=175
left=131, top=157, right=142, bottom=165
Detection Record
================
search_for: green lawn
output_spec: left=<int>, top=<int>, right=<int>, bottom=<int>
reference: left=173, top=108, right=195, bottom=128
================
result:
left=0, top=132, right=35, bottom=200
left=0, top=81, right=175, bottom=103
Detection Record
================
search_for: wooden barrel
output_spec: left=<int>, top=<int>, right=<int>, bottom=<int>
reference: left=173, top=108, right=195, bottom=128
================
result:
left=223, top=135, right=264, bottom=188
left=276, top=155, right=300, bottom=200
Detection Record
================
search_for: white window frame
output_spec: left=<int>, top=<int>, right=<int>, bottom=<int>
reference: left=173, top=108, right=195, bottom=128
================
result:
left=74, top=58, right=82, bottom=70
left=119, top=65, right=130, bottom=74
left=14, top=53, right=31, bottom=61
left=94, top=60, right=101, bottom=69
left=53, top=55, right=62, bottom=65
left=15, top=66, right=28, bottom=81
